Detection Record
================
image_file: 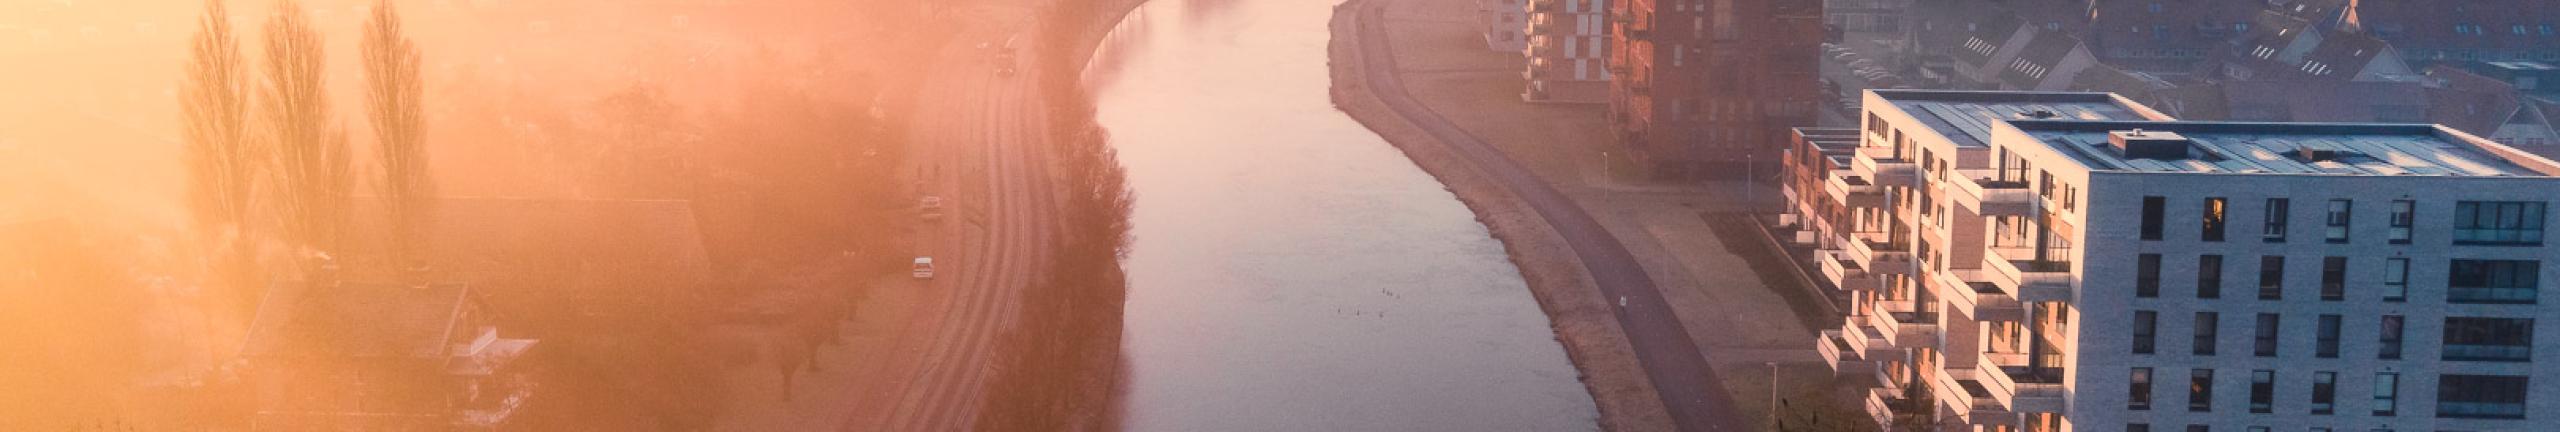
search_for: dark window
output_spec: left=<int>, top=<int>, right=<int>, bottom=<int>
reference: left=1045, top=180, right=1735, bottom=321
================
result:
left=2436, top=374, right=2528, bottom=419
left=2311, top=371, right=2336, bottom=415
left=2249, top=370, right=2274, bottom=413
left=2190, top=369, right=2215, bottom=412
left=2137, top=254, right=2162, bottom=298
left=2320, top=256, right=2346, bottom=301
left=2383, top=258, right=2409, bottom=302
left=2128, top=425, right=2149, bottom=432
left=2253, top=313, right=2279, bottom=357
left=2264, top=198, right=2289, bottom=242
left=2455, top=201, right=2546, bottom=245
left=2448, top=259, right=2539, bottom=304
left=2316, top=314, right=2341, bottom=358
left=2388, top=200, right=2414, bottom=244
left=2443, top=317, right=2533, bottom=362
left=2198, top=255, right=2223, bottom=299
left=2379, top=315, right=2403, bottom=360
left=2194, top=312, right=2219, bottom=356
left=2130, top=367, right=2154, bottom=410
left=2184, top=426, right=2206, bottom=432
left=2373, top=373, right=2398, bottom=416
left=2325, top=199, right=2352, bottom=243
left=2203, top=198, right=2228, bottom=242
left=2143, top=196, right=2167, bottom=240
left=2257, top=256, right=2284, bottom=300
left=2134, top=310, right=2158, bottom=354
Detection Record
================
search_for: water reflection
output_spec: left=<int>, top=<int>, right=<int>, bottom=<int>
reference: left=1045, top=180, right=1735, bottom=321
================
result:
left=1091, top=0, right=1600, bottom=430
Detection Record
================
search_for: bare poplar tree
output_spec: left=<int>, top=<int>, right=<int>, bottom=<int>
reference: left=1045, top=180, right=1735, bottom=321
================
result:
left=363, top=0, right=430, bottom=272
left=263, top=0, right=351, bottom=272
left=181, top=0, right=260, bottom=311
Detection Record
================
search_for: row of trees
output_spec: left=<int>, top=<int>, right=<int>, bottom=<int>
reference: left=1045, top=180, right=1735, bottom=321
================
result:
left=182, top=0, right=430, bottom=312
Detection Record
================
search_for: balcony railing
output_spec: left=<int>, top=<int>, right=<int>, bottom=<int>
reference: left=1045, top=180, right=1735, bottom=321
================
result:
left=1937, top=270, right=2022, bottom=322
left=1869, top=300, right=1938, bottom=347
left=1998, top=364, right=2068, bottom=413
left=1951, top=169, right=2035, bottom=216
left=1825, top=173, right=1884, bottom=207
left=1861, top=390, right=1895, bottom=430
left=1852, top=148, right=1918, bottom=186
left=2443, top=344, right=2533, bottom=362
left=1820, top=250, right=1877, bottom=292
left=1847, top=232, right=1911, bottom=271
left=1985, top=247, right=2072, bottom=303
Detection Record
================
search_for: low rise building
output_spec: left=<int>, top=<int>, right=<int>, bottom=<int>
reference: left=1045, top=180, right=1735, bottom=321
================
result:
left=1522, top=0, right=1609, bottom=103
left=1479, top=0, right=1531, bottom=52
left=242, top=281, right=538, bottom=430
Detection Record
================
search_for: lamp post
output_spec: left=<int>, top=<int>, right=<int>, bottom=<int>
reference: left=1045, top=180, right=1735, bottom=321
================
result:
left=1767, top=361, right=1780, bottom=431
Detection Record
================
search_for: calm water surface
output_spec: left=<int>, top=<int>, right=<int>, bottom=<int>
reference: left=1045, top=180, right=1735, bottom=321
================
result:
left=1088, top=0, right=1600, bottom=430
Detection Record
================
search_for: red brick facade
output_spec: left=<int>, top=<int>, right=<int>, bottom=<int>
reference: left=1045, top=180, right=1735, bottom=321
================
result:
left=1607, top=0, right=1824, bottom=176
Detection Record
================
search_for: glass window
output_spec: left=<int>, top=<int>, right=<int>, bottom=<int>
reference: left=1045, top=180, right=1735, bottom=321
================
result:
left=2191, top=369, right=2215, bottom=412
left=2195, top=312, right=2219, bottom=356
left=2326, top=199, right=2352, bottom=243
left=2447, top=259, right=2539, bottom=304
left=2199, top=255, right=2224, bottom=299
left=2265, top=198, right=2290, bottom=242
left=2436, top=374, right=2529, bottom=419
left=2321, top=256, right=2346, bottom=301
left=2250, top=370, right=2275, bottom=413
left=2134, top=310, right=2157, bottom=354
left=2204, top=198, right=2228, bottom=242
left=2254, top=313, right=2280, bottom=357
left=2379, top=315, right=2403, bottom=360
left=2443, top=317, right=2533, bottom=362
left=2143, top=196, right=2167, bottom=240
left=2373, top=373, right=2398, bottom=416
left=2316, top=314, right=2341, bottom=358
left=2388, top=200, right=2413, bottom=244
left=2138, top=253, right=2162, bottom=298
left=2311, top=371, right=2336, bottom=414
left=2131, top=367, right=2154, bottom=410
left=2453, top=201, right=2545, bottom=245
left=2382, top=258, right=2408, bottom=302
left=2259, top=256, right=2285, bottom=300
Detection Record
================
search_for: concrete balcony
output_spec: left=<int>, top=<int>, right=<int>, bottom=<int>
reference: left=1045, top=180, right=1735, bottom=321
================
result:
left=1951, top=169, right=2036, bottom=216
left=1984, top=247, right=2072, bottom=303
left=1935, top=270, right=2023, bottom=322
left=1868, top=300, right=1939, bottom=347
left=1861, top=389, right=1898, bottom=431
left=1818, top=330, right=1877, bottom=380
left=1846, top=316, right=1901, bottom=360
left=1824, top=173, right=1885, bottom=208
left=1819, top=250, right=1878, bottom=292
left=1846, top=232, right=1911, bottom=273
left=1852, top=147, right=1919, bottom=186
left=1994, top=364, right=2069, bottom=413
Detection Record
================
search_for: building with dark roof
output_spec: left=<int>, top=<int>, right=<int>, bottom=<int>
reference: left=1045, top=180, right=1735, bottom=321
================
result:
left=242, top=281, right=537, bottom=430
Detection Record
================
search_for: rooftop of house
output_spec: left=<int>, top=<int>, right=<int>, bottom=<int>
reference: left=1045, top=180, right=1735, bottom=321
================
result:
left=2002, top=120, right=2560, bottom=177
left=242, top=281, right=472, bottom=360
left=1998, top=31, right=2085, bottom=89
left=1873, top=90, right=2167, bottom=149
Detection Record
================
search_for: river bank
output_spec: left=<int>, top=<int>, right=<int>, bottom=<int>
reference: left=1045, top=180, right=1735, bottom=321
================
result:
left=1324, top=2, right=1674, bottom=430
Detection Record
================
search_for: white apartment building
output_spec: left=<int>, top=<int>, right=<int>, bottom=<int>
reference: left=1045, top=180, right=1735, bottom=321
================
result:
left=1804, top=89, right=2560, bottom=432
left=1521, top=0, right=1607, bottom=103
left=1478, top=0, right=1530, bottom=52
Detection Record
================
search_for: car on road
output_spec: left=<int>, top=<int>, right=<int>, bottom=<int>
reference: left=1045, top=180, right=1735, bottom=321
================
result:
left=913, top=257, right=935, bottom=279
left=920, top=196, right=945, bottom=220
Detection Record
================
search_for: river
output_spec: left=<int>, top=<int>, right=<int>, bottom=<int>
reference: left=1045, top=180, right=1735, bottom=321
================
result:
left=1085, top=0, right=1601, bottom=430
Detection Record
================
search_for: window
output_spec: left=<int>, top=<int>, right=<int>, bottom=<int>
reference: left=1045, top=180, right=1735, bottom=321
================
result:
left=2311, top=371, right=2336, bottom=414
left=2325, top=199, right=2352, bottom=243
left=2454, top=201, right=2545, bottom=245
left=2379, top=315, right=2403, bottom=360
left=2195, top=312, right=2219, bottom=356
left=2437, top=374, right=2528, bottom=419
left=2443, top=317, right=2533, bottom=362
left=2373, top=373, right=2398, bottom=416
left=2131, top=367, right=2154, bottom=410
left=2264, top=198, right=2289, bottom=242
left=2134, top=310, right=2158, bottom=354
left=2136, top=253, right=2162, bottom=297
left=2448, top=259, right=2539, bottom=304
left=2204, top=198, right=2228, bottom=242
left=2250, top=370, right=2275, bottom=413
left=2191, top=369, right=2215, bottom=412
left=2320, top=257, right=2346, bottom=301
left=2254, top=313, right=2280, bottom=357
left=2129, top=424, right=2149, bottom=432
left=2316, top=314, right=2341, bottom=358
left=2143, top=196, right=2167, bottom=240
left=2388, top=200, right=2413, bottom=244
left=2199, top=255, right=2224, bottom=299
left=2258, top=256, right=2285, bottom=300
left=2184, top=426, right=2205, bottom=432
left=2382, top=258, right=2408, bottom=302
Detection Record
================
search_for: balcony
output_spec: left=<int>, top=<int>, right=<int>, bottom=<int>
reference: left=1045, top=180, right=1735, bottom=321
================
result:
left=1824, top=173, right=1885, bottom=208
left=1846, top=232, right=1912, bottom=273
left=1997, top=364, right=2068, bottom=413
left=1861, top=389, right=1897, bottom=431
left=1818, top=330, right=1877, bottom=379
left=1852, top=147, right=1918, bottom=186
left=1847, top=316, right=1901, bottom=359
left=1936, top=270, right=2023, bottom=322
left=1869, top=300, right=1939, bottom=347
left=1819, top=250, right=1878, bottom=292
left=1951, top=170, right=2035, bottom=216
left=1985, top=247, right=2072, bottom=303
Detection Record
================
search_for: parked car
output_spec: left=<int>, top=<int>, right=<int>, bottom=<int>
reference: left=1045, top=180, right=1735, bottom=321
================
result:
left=913, top=257, right=936, bottom=279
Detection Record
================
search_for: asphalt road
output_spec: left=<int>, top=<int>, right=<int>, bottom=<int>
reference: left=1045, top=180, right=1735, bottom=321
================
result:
left=839, top=14, right=1058, bottom=432
left=1348, top=1, right=1748, bottom=431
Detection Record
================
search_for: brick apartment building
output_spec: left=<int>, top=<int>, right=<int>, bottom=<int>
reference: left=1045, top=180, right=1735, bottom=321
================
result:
left=1607, top=0, right=1824, bottom=177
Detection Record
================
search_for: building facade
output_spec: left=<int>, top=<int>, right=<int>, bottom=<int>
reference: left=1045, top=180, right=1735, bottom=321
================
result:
left=1481, top=0, right=1532, bottom=52
left=1606, top=0, right=1823, bottom=176
left=1524, top=0, right=1612, bottom=103
left=1798, top=89, right=2560, bottom=431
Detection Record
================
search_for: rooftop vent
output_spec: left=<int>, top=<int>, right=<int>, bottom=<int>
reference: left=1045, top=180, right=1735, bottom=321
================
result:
left=2019, top=109, right=2060, bottom=119
left=2109, top=129, right=2192, bottom=160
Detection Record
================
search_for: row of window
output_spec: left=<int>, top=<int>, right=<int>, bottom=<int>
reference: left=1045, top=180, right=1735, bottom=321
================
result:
left=2130, top=311, right=2534, bottom=362
left=2134, top=254, right=2540, bottom=305
left=2139, top=198, right=2546, bottom=247
left=2127, top=368, right=2527, bottom=419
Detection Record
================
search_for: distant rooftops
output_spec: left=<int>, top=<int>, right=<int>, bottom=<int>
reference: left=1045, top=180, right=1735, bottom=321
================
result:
left=2003, top=120, right=2560, bottom=177
left=1873, top=90, right=2170, bottom=148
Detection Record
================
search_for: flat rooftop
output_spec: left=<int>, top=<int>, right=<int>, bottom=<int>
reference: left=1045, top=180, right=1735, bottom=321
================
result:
left=1794, top=127, right=1860, bottom=151
left=2004, top=120, right=2560, bottom=177
left=1873, top=90, right=2161, bottom=149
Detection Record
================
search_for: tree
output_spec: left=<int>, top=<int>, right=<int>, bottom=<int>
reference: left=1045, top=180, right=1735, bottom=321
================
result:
left=262, top=0, right=351, bottom=272
left=362, top=0, right=430, bottom=272
left=181, top=0, right=259, bottom=310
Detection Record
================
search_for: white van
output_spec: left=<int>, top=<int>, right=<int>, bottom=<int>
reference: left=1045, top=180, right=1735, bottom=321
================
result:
left=912, top=257, right=935, bottom=279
